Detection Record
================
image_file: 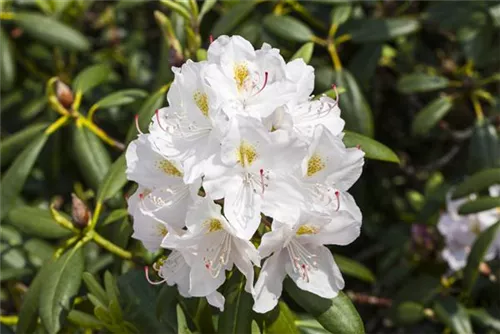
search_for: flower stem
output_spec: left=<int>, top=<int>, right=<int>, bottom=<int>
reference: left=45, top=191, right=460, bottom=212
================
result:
left=89, top=201, right=103, bottom=230
left=91, top=231, right=133, bottom=260
left=328, top=42, right=342, bottom=71
left=0, top=315, right=18, bottom=326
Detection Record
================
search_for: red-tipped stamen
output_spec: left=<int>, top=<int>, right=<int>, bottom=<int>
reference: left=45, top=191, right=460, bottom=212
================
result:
left=135, top=114, right=144, bottom=134
left=334, top=191, right=340, bottom=211
left=209, top=35, right=214, bottom=44
left=260, top=169, right=265, bottom=194
left=254, top=72, right=269, bottom=96
left=144, top=266, right=166, bottom=285
left=356, top=144, right=361, bottom=150
left=331, top=84, right=340, bottom=106
left=155, top=109, right=167, bottom=132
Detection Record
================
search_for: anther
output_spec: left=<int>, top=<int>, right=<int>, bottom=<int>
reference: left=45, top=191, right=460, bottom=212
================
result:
left=144, top=266, right=166, bottom=285
left=331, top=84, right=340, bottom=106
left=209, top=34, right=214, bottom=44
left=135, top=114, right=144, bottom=134
left=155, top=109, right=167, bottom=132
left=334, top=190, right=340, bottom=211
left=253, top=72, right=269, bottom=96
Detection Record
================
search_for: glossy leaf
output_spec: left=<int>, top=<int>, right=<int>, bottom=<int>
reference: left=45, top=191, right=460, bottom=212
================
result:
left=263, top=15, right=314, bottom=42
left=73, top=64, right=113, bottom=95
left=333, top=69, right=374, bottom=137
left=452, top=168, right=500, bottom=199
left=39, top=247, right=85, bottom=333
left=92, top=89, right=147, bottom=110
left=156, top=284, right=178, bottom=330
left=212, top=1, right=256, bottom=36
left=347, top=43, right=382, bottom=85
left=468, top=308, right=500, bottom=332
left=343, top=131, right=400, bottom=163
left=102, top=209, right=129, bottom=227
left=462, top=221, right=500, bottom=295
left=467, top=119, right=500, bottom=173
left=392, top=301, right=424, bottom=325
left=291, top=42, right=314, bottom=64
left=264, top=301, right=300, bottom=334
left=433, top=296, right=472, bottom=334
left=397, top=73, right=449, bottom=94
left=0, top=122, right=48, bottom=167
left=96, top=154, right=127, bottom=203
left=19, top=96, right=47, bottom=121
left=330, top=3, right=352, bottom=26
left=334, top=254, right=376, bottom=283
left=83, top=272, right=109, bottom=305
left=0, top=27, right=15, bottom=91
left=177, top=305, right=193, bottom=334
left=67, top=310, right=104, bottom=329
left=458, top=197, right=500, bottom=215
left=15, top=12, right=90, bottom=51
left=350, top=18, right=420, bottom=42
left=285, top=279, right=364, bottom=334
left=199, top=0, right=217, bottom=22
left=0, top=133, right=48, bottom=220
left=218, top=271, right=253, bottom=334
left=412, top=95, right=453, bottom=136
left=6, top=206, right=72, bottom=239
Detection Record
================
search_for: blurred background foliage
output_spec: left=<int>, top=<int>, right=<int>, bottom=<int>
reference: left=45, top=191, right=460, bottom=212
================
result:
left=1, top=0, right=500, bottom=333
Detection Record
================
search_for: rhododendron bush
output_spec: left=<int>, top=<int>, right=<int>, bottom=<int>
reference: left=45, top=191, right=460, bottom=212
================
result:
left=1, top=1, right=499, bottom=334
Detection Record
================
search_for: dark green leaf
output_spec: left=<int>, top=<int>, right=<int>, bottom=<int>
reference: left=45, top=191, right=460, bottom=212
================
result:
left=199, top=0, right=217, bottom=22
left=458, top=197, right=500, bottom=215
left=347, top=43, right=382, bottom=85
left=468, top=308, right=500, bottom=332
left=92, top=89, right=147, bottom=110
left=291, top=43, right=314, bottom=64
left=490, top=4, right=500, bottom=27
left=0, top=133, right=48, bottom=220
left=397, top=73, right=450, bottom=94
left=71, top=125, right=112, bottom=190
left=452, top=168, right=500, bottom=199
left=96, top=154, right=127, bottom=203
left=433, top=296, right=472, bottom=334
left=156, top=284, right=178, bottom=330
left=83, top=272, right=109, bottom=306
left=15, top=12, right=90, bottom=51
left=177, top=304, right=193, bottom=334
left=412, top=95, right=454, bottom=136
left=0, top=268, right=33, bottom=281
left=19, top=96, right=47, bottom=121
left=331, top=3, right=352, bottom=26
left=0, top=27, right=15, bottom=91
left=333, top=254, right=376, bottom=283
left=102, top=209, right=129, bottom=227
left=264, top=301, right=300, bottom=334
left=350, top=18, right=420, bottom=43
left=463, top=221, right=500, bottom=295
left=218, top=271, right=253, bottom=334
left=392, top=301, right=425, bottom=325
left=39, top=247, right=85, bottom=333
left=467, top=119, right=500, bottom=174
left=343, top=131, right=400, bottom=163
left=6, top=206, right=73, bottom=239
left=67, top=310, right=104, bottom=329
left=0, top=122, right=48, bottom=167
left=285, top=280, right=364, bottom=334
left=295, top=318, right=330, bottom=334
left=212, top=1, right=256, bottom=36
left=263, top=15, right=314, bottom=42
left=333, top=69, right=374, bottom=137
left=72, top=64, right=114, bottom=95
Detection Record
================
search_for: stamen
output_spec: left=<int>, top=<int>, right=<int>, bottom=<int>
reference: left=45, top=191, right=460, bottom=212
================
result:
left=209, top=34, right=214, bottom=44
left=253, top=72, right=269, bottom=96
left=335, top=190, right=340, bottom=211
left=135, top=114, right=144, bottom=134
left=331, top=84, right=340, bottom=106
left=356, top=144, right=361, bottom=150
left=144, top=266, right=166, bottom=285
left=260, top=169, right=265, bottom=194
left=155, top=109, right=167, bottom=132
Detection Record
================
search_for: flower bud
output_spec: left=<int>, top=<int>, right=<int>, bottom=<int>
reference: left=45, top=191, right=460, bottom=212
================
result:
left=56, top=80, right=74, bottom=108
left=71, top=193, right=90, bottom=228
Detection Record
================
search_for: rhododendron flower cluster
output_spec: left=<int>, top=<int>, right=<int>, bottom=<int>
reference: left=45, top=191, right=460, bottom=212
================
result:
left=126, top=35, right=365, bottom=313
left=438, top=185, right=500, bottom=271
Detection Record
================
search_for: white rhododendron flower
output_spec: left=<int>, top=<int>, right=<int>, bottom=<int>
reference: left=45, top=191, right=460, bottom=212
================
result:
left=437, top=186, right=500, bottom=271
left=125, top=35, right=365, bottom=313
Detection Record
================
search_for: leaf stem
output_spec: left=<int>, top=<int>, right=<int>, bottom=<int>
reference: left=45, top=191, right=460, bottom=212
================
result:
left=0, top=315, right=18, bottom=325
left=335, top=34, right=352, bottom=45
left=311, top=35, right=327, bottom=47
left=54, top=235, right=80, bottom=259
left=327, top=42, right=342, bottom=71
left=48, top=96, right=70, bottom=116
left=0, top=12, right=15, bottom=20
left=471, top=94, right=484, bottom=122
left=45, top=115, right=70, bottom=135
left=78, top=117, right=125, bottom=151
left=90, top=231, right=133, bottom=260
left=89, top=201, right=103, bottom=230
left=50, top=203, right=80, bottom=233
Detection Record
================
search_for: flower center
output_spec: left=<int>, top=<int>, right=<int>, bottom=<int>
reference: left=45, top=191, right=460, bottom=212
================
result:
left=156, top=159, right=183, bottom=177
left=286, top=239, right=317, bottom=283
left=236, top=141, right=258, bottom=167
left=307, top=153, right=325, bottom=176
left=234, top=62, right=249, bottom=91
left=193, top=90, right=209, bottom=117
left=156, top=224, right=168, bottom=237
left=204, top=218, right=223, bottom=233
left=296, top=224, right=319, bottom=235
left=204, top=232, right=232, bottom=278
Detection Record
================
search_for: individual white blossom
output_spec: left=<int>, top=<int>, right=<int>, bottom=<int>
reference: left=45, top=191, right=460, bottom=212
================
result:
left=437, top=186, right=500, bottom=271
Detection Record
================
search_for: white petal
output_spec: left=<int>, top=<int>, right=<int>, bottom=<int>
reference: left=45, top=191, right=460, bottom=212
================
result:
left=206, top=291, right=225, bottom=312
left=257, top=222, right=291, bottom=259
left=252, top=251, right=287, bottom=314
left=189, top=260, right=226, bottom=297
left=232, top=238, right=259, bottom=294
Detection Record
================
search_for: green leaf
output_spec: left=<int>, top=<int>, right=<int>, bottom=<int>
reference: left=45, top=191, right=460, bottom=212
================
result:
left=285, top=280, right=364, bottom=334
left=330, top=3, right=352, bottom=26
left=218, top=271, right=253, bottom=334
left=160, top=0, right=191, bottom=20
left=20, top=96, right=48, bottom=121
left=264, top=301, right=300, bottom=334
left=290, top=42, right=315, bottom=64
left=0, top=27, right=15, bottom=91
left=462, top=221, right=500, bottom=295
left=156, top=284, right=178, bottom=330
left=458, top=197, right=500, bottom=215
left=0, top=122, right=48, bottom=168
left=83, top=272, right=109, bottom=306
left=468, top=308, right=500, bottom=332
left=490, top=3, right=500, bottom=28
left=333, top=69, right=374, bottom=137
left=17, top=263, right=52, bottom=334
left=467, top=119, right=500, bottom=174
left=71, top=125, right=112, bottom=190
left=452, top=168, right=500, bottom=199
left=6, top=206, right=73, bottom=239
left=392, top=301, right=425, bottom=325
left=433, top=296, right=472, bottom=334
left=350, top=18, right=420, bottom=43
left=67, top=310, right=104, bottom=329
left=92, top=89, right=147, bottom=110
left=14, top=12, right=90, bottom=51
left=212, top=1, right=256, bottom=36
left=177, top=304, right=193, bottom=334
left=397, top=73, right=450, bottom=94
left=412, top=95, right=454, bottom=136
left=199, top=0, right=217, bottom=22
left=263, top=15, right=314, bottom=42
left=0, top=133, right=48, bottom=220
left=295, top=318, right=330, bottom=334
left=333, top=254, right=376, bottom=283
left=343, top=131, right=400, bottom=163
left=347, top=43, right=382, bottom=85
left=125, top=86, right=167, bottom=143
left=73, top=64, right=114, bottom=95
left=39, top=247, right=85, bottom=333
left=96, top=154, right=127, bottom=203
left=102, top=209, right=129, bottom=227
